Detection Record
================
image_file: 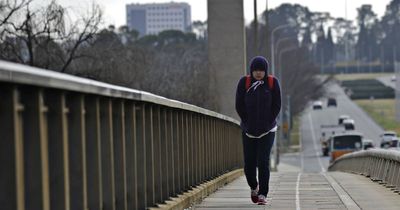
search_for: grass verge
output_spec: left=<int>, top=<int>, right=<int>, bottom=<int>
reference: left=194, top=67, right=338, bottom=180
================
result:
left=354, top=99, right=400, bottom=134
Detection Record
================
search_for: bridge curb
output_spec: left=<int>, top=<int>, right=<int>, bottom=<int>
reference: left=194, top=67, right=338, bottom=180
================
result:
left=148, top=169, right=244, bottom=210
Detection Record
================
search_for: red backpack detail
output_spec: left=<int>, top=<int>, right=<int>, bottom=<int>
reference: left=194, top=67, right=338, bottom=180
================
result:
left=245, top=75, right=274, bottom=91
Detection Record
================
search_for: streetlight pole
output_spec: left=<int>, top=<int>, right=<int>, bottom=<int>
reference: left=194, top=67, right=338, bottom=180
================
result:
left=278, top=46, right=297, bottom=149
left=273, top=46, right=297, bottom=162
left=345, top=0, right=348, bottom=73
left=254, top=0, right=258, bottom=55
left=271, top=24, right=293, bottom=76
left=265, top=0, right=269, bottom=56
left=270, top=23, right=294, bottom=169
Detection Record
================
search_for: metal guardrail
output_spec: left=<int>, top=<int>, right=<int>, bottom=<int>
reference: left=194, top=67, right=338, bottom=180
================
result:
left=328, top=149, right=400, bottom=193
left=0, top=61, right=243, bottom=210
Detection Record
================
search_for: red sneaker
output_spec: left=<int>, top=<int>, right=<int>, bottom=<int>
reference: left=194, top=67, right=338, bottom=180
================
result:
left=257, top=194, right=267, bottom=205
left=250, top=188, right=258, bottom=203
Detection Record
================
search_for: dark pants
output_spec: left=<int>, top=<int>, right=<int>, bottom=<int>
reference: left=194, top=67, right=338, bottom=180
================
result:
left=242, top=131, right=275, bottom=196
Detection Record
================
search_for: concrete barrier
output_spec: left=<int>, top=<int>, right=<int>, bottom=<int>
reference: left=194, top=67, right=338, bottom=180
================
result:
left=328, top=149, right=400, bottom=193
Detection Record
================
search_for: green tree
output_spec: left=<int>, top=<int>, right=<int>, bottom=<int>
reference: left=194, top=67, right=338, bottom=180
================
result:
left=301, top=27, right=312, bottom=49
left=380, top=0, right=400, bottom=63
left=315, top=25, right=326, bottom=66
left=355, top=5, right=378, bottom=62
left=325, top=28, right=335, bottom=64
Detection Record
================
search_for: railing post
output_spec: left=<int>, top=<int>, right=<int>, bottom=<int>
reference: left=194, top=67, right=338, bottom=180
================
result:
left=145, top=104, right=155, bottom=207
left=135, top=103, right=146, bottom=210
left=172, top=110, right=180, bottom=195
left=153, top=106, right=163, bottom=204
left=124, top=102, right=137, bottom=210
left=179, top=111, right=185, bottom=192
left=182, top=112, right=188, bottom=190
left=21, top=88, right=50, bottom=210
left=168, top=110, right=176, bottom=197
left=395, top=163, right=400, bottom=193
left=206, top=118, right=211, bottom=179
left=189, top=112, right=194, bottom=188
left=47, top=91, right=70, bottom=210
left=194, top=114, right=200, bottom=186
left=66, top=93, right=88, bottom=210
left=112, top=99, right=127, bottom=210
left=100, top=98, right=116, bottom=210
left=160, top=108, right=170, bottom=200
left=84, top=96, right=102, bottom=210
left=212, top=119, right=217, bottom=177
left=0, top=85, right=24, bottom=210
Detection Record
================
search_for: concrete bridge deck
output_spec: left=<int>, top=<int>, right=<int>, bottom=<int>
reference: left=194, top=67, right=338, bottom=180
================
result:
left=194, top=170, right=400, bottom=210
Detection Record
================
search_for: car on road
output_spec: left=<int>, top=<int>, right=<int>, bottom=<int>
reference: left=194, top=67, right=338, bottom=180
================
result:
left=362, top=139, right=374, bottom=150
left=391, top=75, right=396, bottom=82
left=321, top=140, right=329, bottom=156
left=380, top=131, right=397, bottom=143
left=312, top=101, right=323, bottom=110
left=327, top=132, right=363, bottom=162
left=342, top=118, right=355, bottom=130
left=338, top=115, right=350, bottom=125
left=381, top=137, right=400, bottom=150
left=327, top=97, right=337, bottom=107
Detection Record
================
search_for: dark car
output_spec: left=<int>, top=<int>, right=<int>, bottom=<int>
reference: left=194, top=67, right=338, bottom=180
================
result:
left=327, top=98, right=337, bottom=107
left=321, top=140, right=329, bottom=156
left=362, top=139, right=374, bottom=150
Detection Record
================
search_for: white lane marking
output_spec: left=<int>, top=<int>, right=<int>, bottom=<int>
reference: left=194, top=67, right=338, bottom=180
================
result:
left=323, top=173, right=361, bottom=210
left=308, top=113, right=326, bottom=172
left=296, top=173, right=302, bottom=210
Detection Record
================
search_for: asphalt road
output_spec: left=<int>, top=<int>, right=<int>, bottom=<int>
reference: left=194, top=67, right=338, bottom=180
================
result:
left=281, top=82, right=385, bottom=172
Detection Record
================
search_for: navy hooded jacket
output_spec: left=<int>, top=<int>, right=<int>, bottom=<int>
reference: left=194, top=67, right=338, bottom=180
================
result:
left=235, top=56, right=282, bottom=136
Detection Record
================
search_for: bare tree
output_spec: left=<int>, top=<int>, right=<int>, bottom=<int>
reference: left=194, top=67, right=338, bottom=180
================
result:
left=0, top=0, right=33, bottom=28
left=60, top=3, right=102, bottom=72
left=281, top=47, right=332, bottom=116
left=0, top=0, right=102, bottom=72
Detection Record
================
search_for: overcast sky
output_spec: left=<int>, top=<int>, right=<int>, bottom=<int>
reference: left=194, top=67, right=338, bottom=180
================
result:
left=52, top=0, right=392, bottom=27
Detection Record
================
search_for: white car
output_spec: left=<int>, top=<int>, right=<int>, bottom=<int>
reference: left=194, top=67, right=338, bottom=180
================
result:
left=312, top=101, right=323, bottom=110
left=342, top=118, right=355, bottom=130
left=391, top=75, right=396, bottom=82
left=381, top=137, right=400, bottom=150
left=380, top=131, right=397, bottom=143
left=338, top=115, right=350, bottom=125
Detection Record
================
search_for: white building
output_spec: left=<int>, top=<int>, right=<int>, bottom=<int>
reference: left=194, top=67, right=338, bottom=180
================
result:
left=126, top=2, right=192, bottom=37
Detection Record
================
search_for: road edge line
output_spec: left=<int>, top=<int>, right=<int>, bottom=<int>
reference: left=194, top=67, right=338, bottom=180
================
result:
left=323, top=173, right=361, bottom=210
left=296, top=172, right=302, bottom=210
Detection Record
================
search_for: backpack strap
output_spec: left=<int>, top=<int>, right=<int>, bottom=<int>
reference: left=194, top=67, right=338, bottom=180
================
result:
left=245, top=75, right=251, bottom=91
left=267, top=75, right=274, bottom=90
left=245, top=75, right=274, bottom=91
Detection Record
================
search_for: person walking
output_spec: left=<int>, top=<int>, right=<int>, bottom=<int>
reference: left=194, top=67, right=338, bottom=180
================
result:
left=235, top=56, right=281, bottom=205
